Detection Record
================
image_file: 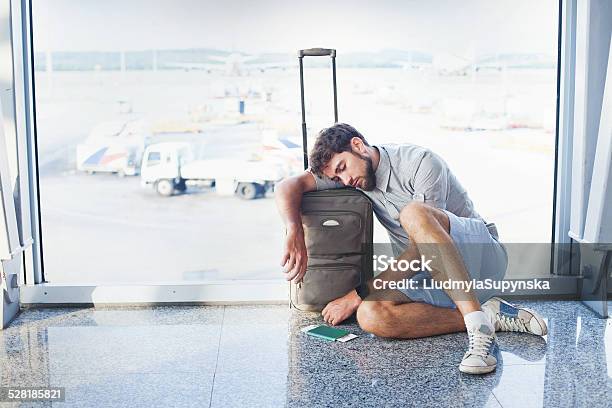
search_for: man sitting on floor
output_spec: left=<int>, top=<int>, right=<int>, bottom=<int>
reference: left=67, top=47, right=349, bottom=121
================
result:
left=275, top=123, right=547, bottom=375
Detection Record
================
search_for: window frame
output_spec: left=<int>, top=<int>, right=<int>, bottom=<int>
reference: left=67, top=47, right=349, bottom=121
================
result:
left=14, top=0, right=579, bottom=305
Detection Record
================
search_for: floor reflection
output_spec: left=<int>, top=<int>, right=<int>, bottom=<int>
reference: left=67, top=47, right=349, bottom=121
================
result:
left=0, top=302, right=609, bottom=407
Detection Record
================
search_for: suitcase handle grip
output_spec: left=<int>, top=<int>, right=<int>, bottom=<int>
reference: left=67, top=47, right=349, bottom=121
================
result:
left=299, top=48, right=336, bottom=58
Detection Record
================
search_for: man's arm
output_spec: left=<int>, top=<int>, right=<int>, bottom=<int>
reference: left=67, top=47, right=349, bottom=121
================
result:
left=275, top=171, right=317, bottom=283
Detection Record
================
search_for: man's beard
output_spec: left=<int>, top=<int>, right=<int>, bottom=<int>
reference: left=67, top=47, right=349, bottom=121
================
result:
left=359, top=154, right=377, bottom=191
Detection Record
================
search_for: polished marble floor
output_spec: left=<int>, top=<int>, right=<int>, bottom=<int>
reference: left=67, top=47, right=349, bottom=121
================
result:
left=0, top=301, right=610, bottom=407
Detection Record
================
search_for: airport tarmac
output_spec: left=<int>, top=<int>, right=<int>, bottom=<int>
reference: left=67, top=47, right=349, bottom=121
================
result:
left=41, top=172, right=285, bottom=283
left=34, top=68, right=557, bottom=284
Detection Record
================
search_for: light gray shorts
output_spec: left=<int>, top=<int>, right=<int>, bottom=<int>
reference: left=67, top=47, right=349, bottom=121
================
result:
left=399, top=210, right=508, bottom=309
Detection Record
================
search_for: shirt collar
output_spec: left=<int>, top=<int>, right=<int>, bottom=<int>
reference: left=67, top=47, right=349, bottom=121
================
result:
left=374, top=145, right=391, bottom=192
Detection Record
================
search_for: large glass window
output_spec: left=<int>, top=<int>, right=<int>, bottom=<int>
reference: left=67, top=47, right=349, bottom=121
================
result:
left=31, top=0, right=559, bottom=283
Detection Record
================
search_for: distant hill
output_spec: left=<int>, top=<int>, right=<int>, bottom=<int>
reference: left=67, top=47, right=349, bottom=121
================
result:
left=33, top=48, right=554, bottom=72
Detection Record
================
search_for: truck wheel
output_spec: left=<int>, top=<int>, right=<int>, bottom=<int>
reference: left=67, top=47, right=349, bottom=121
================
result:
left=262, top=182, right=274, bottom=197
left=174, top=179, right=187, bottom=193
left=236, top=182, right=258, bottom=199
left=156, top=179, right=175, bottom=196
left=255, top=183, right=266, bottom=197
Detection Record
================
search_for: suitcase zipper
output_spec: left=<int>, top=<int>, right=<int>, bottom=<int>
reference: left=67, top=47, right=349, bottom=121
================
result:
left=306, top=263, right=360, bottom=270
left=302, top=210, right=362, bottom=215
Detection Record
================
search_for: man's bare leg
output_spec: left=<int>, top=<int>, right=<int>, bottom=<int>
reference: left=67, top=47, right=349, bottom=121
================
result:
left=398, top=202, right=481, bottom=315
left=358, top=241, right=468, bottom=338
left=344, top=203, right=492, bottom=346
left=392, top=203, right=499, bottom=374
left=364, top=202, right=498, bottom=374
left=357, top=298, right=465, bottom=339
left=360, top=221, right=471, bottom=338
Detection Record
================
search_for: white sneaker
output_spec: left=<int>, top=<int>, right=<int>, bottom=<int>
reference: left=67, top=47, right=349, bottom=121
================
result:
left=482, top=297, right=548, bottom=336
left=459, top=324, right=498, bottom=375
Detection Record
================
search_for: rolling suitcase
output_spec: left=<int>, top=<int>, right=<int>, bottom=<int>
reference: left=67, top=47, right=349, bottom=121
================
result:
left=290, top=48, right=374, bottom=312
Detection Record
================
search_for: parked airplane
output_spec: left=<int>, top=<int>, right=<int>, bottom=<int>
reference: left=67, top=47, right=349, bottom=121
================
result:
left=76, top=120, right=149, bottom=177
left=165, top=52, right=295, bottom=75
left=433, top=52, right=556, bottom=75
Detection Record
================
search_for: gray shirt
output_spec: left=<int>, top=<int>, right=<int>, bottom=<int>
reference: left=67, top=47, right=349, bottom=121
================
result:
left=310, top=144, right=496, bottom=252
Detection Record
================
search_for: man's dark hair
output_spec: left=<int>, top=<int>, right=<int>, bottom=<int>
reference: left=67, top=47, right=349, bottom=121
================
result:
left=309, top=123, right=369, bottom=176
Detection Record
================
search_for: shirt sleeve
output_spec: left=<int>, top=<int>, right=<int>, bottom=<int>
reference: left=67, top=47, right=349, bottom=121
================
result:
left=307, top=168, right=344, bottom=191
left=412, top=151, right=449, bottom=209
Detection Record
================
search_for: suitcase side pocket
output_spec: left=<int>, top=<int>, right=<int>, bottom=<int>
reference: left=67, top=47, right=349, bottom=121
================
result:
left=302, top=210, right=363, bottom=256
left=297, top=263, right=361, bottom=307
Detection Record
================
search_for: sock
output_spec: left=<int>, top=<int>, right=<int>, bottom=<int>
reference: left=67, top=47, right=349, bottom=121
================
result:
left=464, top=310, right=494, bottom=333
left=481, top=304, right=496, bottom=327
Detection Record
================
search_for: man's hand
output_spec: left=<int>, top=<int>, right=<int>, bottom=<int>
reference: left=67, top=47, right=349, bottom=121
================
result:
left=280, top=224, right=308, bottom=283
left=322, top=289, right=362, bottom=326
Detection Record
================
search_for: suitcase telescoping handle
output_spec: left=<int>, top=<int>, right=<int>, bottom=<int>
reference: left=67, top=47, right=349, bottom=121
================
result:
left=298, top=48, right=338, bottom=170
left=298, top=48, right=336, bottom=57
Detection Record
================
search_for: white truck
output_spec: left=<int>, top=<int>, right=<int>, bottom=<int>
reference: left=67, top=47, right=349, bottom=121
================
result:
left=140, top=142, right=287, bottom=199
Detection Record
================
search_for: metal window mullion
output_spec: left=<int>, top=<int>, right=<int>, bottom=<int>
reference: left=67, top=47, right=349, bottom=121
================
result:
left=14, top=0, right=43, bottom=285
left=552, top=0, right=577, bottom=276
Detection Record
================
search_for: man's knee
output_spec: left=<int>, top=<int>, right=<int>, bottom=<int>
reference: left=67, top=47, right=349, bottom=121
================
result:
left=399, top=202, right=449, bottom=236
left=356, top=301, right=394, bottom=337
left=399, top=201, right=431, bottom=235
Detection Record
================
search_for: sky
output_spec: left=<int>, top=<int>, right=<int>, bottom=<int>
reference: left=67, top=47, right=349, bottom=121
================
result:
left=31, top=0, right=559, bottom=57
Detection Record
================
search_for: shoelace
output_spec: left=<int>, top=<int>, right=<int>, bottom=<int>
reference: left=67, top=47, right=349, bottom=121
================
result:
left=467, top=330, right=495, bottom=358
left=497, top=313, right=528, bottom=332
